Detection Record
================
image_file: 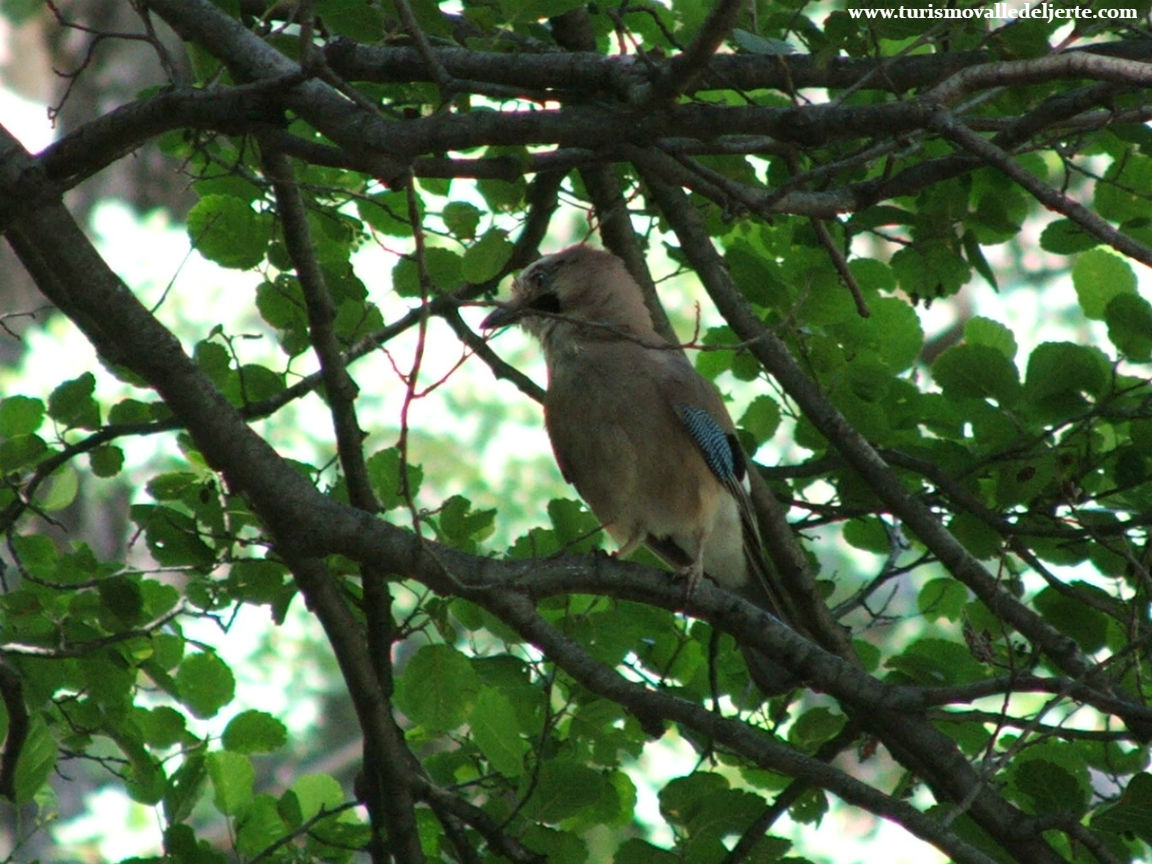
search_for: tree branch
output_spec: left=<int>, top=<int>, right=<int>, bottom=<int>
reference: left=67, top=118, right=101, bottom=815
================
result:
left=480, top=588, right=1001, bottom=864
left=930, top=106, right=1152, bottom=269
left=0, top=662, right=29, bottom=801
left=321, top=37, right=1152, bottom=99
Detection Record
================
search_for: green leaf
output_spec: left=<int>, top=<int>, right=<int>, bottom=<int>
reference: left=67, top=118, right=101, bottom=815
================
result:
left=131, top=504, right=216, bottom=569
left=314, top=0, right=385, bottom=40
left=38, top=466, right=79, bottom=512
left=845, top=296, right=924, bottom=372
left=165, top=754, right=208, bottom=825
left=207, top=750, right=254, bottom=815
left=659, top=773, right=729, bottom=827
left=891, top=241, right=970, bottom=300
left=1093, top=773, right=1152, bottom=842
left=520, top=825, right=589, bottom=864
left=918, top=578, right=969, bottom=622
left=176, top=652, right=236, bottom=718
left=443, top=201, right=482, bottom=239
left=134, top=706, right=186, bottom=748
left=236, top=794, right=288, bottom=858
left=48, top=372, right=100, bottom=430
left=89, top=444, right=125, bottom=477
left=548, top=497, right=603, bottom=552
left=1039, top=219, right=1096, bottom=254
left=97, top=575, right=144, bottom=626
left=727, top=241, right=790, bottom=307
left=739, top=395, right=780, bottom=444
left=306, top=210, right=355, bottom=268
left=964, top=316, right=1016, bottom=360
left=731, top=28, right=794, bottom=54
left=395, top=644, right=479, bottom=731
left=223, top=710, right=288, bottom=753
left=462, top=229, right=514, bottom=283
left=615, top=839, right=679, bottom=864
left=13, top=718, right=57, bottom=804
left=194, top=340, right=231, bottom=386
left=392, top=248, right=464, bottom=297
left=366, top=447, right=424, bottom=510
left=228, top=559, right=289, bottom=605
left=1096, top=154, right=1152, bottom=223
left=357, top=190, right=415, bottom=236
left=789, top=786, right=829, bottom=825
left=1106, top=293, right=1152, bottom=360
left=146, top=471, right=201, bottom=501
left=842, top=517, right=890, bottom=554
left=287, top=773, right=345, bottom=821
left=0, top=395, right=45, bottom=436
left=932, top=344, right=1020, bottom=405
left=1034, top=584, right=1110, bottom=652
left=434, top=494, right=496, bottom=548
left=0, top=0, right=44, bottom=24
left=333, top=291, right=384, bottom=345
left=256, top=278, right=310, bottom=357
left=108, top=398, right=157, bottom=424
left=696, top=326, right=735, bottom=379
left=470, top=688, right=528, bottom=778
left=1023, top=342, right=1109, bottom=416
left=788, top=707, right=846, bottom=751
left=125, top=752, right=167, bottom=805
left=10, top=533, right=57, bottom=579
left=187, top=194, right=271, bottom=269
left=962, top=230, right=998, bottom=291
left=1072, top=248, right=1136, bottom=320
left=0, top=433, right=47, bottom=471
left=887, top=638, right=986, bottom=686
left=522, top=759, right=612, bottom=823
left=1007, top=744, right=1090, bottom=815
left=224, top=364, right=285, bottom=406
left=477, top=154, right=527, bottom=210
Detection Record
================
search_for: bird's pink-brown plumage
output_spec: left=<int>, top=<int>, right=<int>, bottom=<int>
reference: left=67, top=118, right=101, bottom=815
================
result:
left=483, top=245, right=796, bottom=694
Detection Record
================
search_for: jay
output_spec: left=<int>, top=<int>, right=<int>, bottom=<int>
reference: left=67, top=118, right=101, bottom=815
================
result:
left=482, top=245, right=797, bottom=694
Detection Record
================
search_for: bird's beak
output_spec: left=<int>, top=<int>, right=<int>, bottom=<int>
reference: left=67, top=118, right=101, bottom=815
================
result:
left=480, top=301, right=522, bottom=330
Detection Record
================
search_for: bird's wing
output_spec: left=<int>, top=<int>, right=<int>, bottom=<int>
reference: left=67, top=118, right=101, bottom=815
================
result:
left=657, top=358, right=792, bottom=622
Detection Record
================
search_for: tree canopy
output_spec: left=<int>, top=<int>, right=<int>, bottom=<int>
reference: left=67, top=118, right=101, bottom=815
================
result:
left=4, top=0, right=1152, bottom=862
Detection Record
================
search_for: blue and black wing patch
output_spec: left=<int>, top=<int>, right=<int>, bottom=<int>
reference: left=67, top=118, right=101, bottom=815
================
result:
left=673, top=403, right=746, bottom=487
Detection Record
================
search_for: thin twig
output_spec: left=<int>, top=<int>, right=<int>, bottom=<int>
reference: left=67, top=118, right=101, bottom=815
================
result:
left=810, top=216, right=869, bottom=317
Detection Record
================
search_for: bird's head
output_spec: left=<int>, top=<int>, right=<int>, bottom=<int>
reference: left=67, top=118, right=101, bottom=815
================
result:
left=480, top=246, right=656, bottom=344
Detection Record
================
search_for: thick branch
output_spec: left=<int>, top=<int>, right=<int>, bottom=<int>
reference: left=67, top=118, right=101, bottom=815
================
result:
left=322, top=37, right=1152, bottom=98
left=286, top=557, right=424, bottom=864
left=481, top=589, right=999, bottom=864
left=261, top=142, right=422, bottom=863
left=39, top=82, right=288, bottom=191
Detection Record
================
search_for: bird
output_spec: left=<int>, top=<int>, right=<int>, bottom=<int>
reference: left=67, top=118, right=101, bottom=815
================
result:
left=481, top=245, right=799, bottom=695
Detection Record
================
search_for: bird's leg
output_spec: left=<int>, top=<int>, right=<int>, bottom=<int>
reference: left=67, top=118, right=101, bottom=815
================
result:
left=679, top=554, right=706, bottom=603
left=677, top=529, right=708, bottom=603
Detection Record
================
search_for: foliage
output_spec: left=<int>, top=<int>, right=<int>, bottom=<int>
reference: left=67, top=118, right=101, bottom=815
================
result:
left=3, top=1, right=1152, bottom=863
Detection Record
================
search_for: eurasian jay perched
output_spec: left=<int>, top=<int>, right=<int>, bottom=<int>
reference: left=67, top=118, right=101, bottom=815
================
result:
left=482, top=245, right=797, bottom=695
